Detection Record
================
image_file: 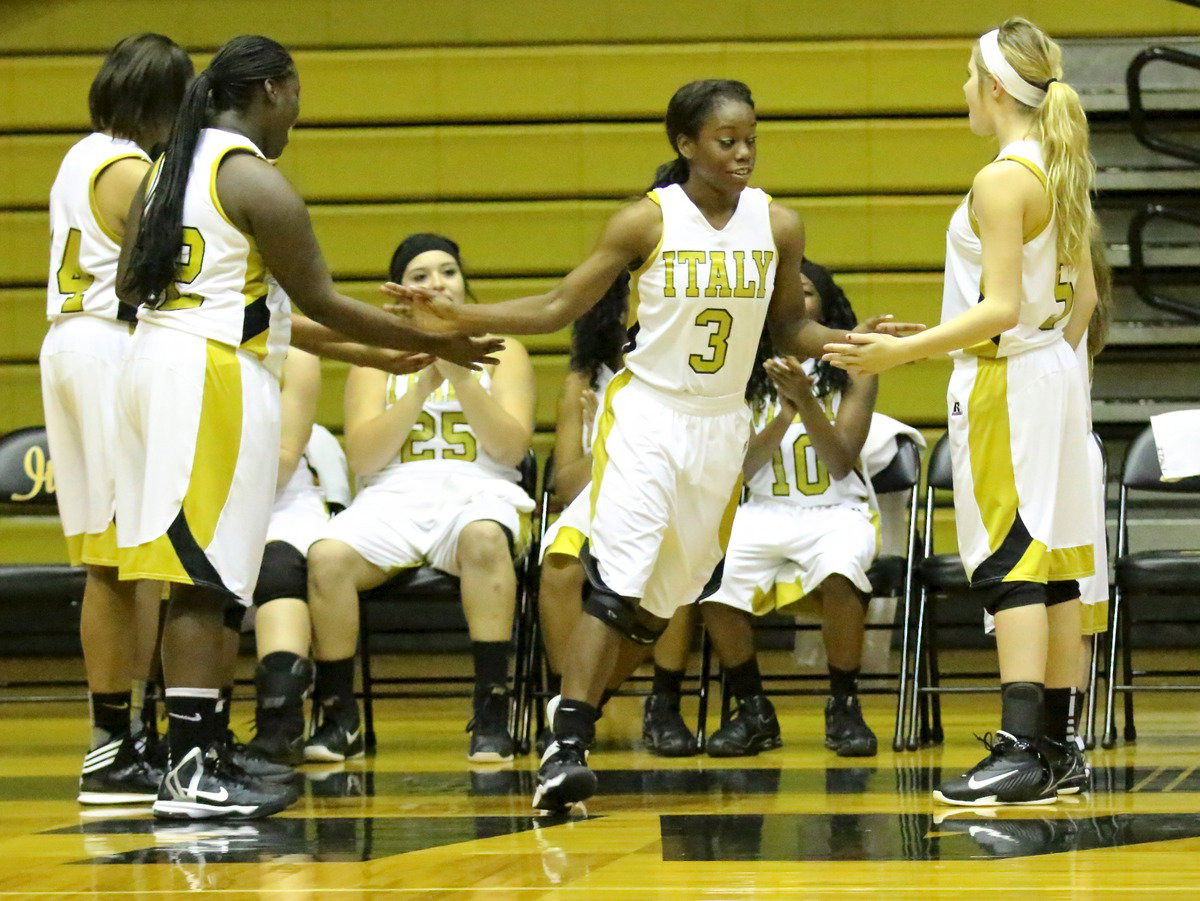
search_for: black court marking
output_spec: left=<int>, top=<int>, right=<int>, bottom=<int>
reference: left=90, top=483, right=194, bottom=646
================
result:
left=660, top=813, right=1200, bottom=862
left=50, top=814, right=591, bottom=865
left=10, top=765, right=1200, bottom=803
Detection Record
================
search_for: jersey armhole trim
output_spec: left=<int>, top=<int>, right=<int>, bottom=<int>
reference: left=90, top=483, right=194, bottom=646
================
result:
left=210, top=146, right=262, bottom=236
left=630, top=195, right=664, bottom=279
left=89, top=152, right=148, bottom=244
left=996, top=155, right=1052, bottom=243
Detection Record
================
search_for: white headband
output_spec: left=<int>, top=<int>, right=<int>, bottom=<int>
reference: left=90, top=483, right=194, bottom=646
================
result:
left=978, top=29, right=1048, bottom=108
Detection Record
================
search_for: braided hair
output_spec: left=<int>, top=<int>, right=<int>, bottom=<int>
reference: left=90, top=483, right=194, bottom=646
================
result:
left=569, top=274, right=630, bottom=388
left=745, top=258, right=858, bottom=410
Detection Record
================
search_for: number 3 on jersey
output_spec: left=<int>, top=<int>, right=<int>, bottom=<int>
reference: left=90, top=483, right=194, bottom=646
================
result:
left=689, top=308, right=733, bottom=374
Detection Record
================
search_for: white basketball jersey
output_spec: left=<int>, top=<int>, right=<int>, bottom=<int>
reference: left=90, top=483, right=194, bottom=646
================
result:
left=46, top=133, right=149, bottom=323
left=138, top=128, right=290, bottom=374
left=364, top=369, right=520, bottom=488
left=943, top=140, right=1077, bottom=359
left=746, top=381, right=870, bottom=508
left=628, top=184, right=777, bottom=398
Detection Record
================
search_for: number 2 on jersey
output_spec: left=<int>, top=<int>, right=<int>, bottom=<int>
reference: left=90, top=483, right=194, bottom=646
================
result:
left=399, top=410, right=478, bottom=463
left=689, top=308, right=733, bottom=374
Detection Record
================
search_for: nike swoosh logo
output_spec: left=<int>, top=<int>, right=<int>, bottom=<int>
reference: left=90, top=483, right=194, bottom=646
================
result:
left=345, top=729, right=361, bottom=744
left=967, top=770, right=1019, bottom=790
left=100, top=702, right=130, bottom=710
left=168, top=712, right=203, bottom=722
left=192, top=787, right=229, bottom=802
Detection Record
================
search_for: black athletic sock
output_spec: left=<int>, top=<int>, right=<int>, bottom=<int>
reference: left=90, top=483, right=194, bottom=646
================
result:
left=652, top=665, right=685, bottom=699
left=552, top=698, right=598, bottom=746
left=256, top=652, right=310, bottom=737
left=597, top=688, right=616, bottom=713
left=471, top=641, right=510, bottom=690
left=1000, top=681, right=1045, bottom=743
left=545, top=671, right=563, bottom=698
left=725, top=657, right=763, bottom=700
left=217, top=686, right=233, bottom=735
left=165, top=689, right=222, bottom=765
left=90, top=691, right=132, bottom=748
left=829, top=665, right=860, bottom=700
left=139, top=681, right=161, bottom=736
left=1043, top=687, right=1078, bottom=744
left=314, top=657, right=359, bottom=728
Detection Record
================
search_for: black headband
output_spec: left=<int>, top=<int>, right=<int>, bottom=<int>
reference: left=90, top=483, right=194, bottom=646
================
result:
left=388, top=233, right=464, bottom=282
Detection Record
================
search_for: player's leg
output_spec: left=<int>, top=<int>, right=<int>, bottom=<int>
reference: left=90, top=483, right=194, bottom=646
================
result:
left=306, top=538, right=390, bottom=761
left=454, top=518, right=519, bottom=762
left=642, top=606, right=698, bottom=757
left=819, top=574, right=878, bottom=757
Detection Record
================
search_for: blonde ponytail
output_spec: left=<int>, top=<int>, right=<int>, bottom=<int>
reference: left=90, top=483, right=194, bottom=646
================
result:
left=984, top=18, right=1097, bottom=269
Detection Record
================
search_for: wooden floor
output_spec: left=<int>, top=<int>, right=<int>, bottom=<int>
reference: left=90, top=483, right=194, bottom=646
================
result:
left=2, top=656, right=1200, bottom=898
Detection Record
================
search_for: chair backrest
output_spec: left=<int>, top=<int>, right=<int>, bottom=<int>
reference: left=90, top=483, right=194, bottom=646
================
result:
left=1122, top=423, right=1200, bottom=492
left=0, top=426, right=58, bottom=510
left=926, top=432, right=954, bottom=491
left=870, top=434, right=922, bottom=495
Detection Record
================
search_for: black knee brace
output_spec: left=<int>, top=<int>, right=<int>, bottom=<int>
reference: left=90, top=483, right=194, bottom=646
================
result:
left=253, top=541, right=309, bottom=607
left=223, top=598, right=247, bottom=631
left=578, top=542, right=669, bottom=645
left=1046, top=579, right=1081, bottom=607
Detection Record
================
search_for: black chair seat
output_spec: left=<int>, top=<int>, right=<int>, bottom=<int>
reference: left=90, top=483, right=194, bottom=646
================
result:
left=1115, top=550, right=1200, bottom=593
left=0, top=565, right=85, bottom=606
left=918, top=554, right=970, bottom=592
left=362, top=566, right=460, bottom=603
left=867, top=555, right=906, bottom=597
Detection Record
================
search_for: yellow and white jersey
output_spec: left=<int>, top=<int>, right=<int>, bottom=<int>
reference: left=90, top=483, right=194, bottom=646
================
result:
left=628, top=183, right=776, bottom=399
left=364, top=369, right=520, bottom=489
left=745, top=388, right=870, bottom=509
left=46, top=133, right=149, bottom=323
left=942, top=139, right=1077, bottom=359
left=138, top=128, right=290, bottom=374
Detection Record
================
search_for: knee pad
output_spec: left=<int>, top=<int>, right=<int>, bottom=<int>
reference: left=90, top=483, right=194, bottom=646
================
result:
left=578, top=542, right=669, bottom=646
left=978, top=581, right=1046, bottom=617
left=223, top=598, right=248, bottom=631
left=253, top=541, right=309, bottom=607
left=1046, top=580, right=1080, bottom=607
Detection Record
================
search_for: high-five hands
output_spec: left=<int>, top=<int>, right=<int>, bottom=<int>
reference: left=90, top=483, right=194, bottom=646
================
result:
left=379, top=282, right=502, bottom=370
left=823, top=314, right=927, bottom=375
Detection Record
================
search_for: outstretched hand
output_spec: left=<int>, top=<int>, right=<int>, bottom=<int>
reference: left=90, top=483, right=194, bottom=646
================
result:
left=854, top=314, right=926, bottom=337
left=435, top=334, right=505, bottom=370
left=377, top=350, right=437, bottom=375
left=822, top=332, right=911, bottom=375
left=380, top=282, right=463, bottom=335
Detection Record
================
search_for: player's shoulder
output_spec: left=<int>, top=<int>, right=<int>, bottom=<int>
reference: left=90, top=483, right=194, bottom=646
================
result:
left=768, top=200, right=804, bottom=244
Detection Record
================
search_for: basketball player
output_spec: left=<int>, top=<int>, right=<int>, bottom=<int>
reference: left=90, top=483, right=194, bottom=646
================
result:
left=702, top=260, right=880, bottom=759
left=538, top=278, right=699, bottom=758
left=823, top=19, right=1101, bottom=805
left=116, top=36, right=500, bottom=819
left=41, top=34, right=193, bottom=805
left=306, top=234, right=535, bottom=764
left=386, top=79, right=920, bottom=810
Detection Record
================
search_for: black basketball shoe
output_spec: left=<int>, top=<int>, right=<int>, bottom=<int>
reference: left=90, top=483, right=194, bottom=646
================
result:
left=533, top=738, right=597, bottom=811
left=824, top=696, right=878, bottom=757
left=1043, top=736, right=1091, bottom=795
left=706, top=695, right=782, bottom=757
left=304, top=706, right=365, bottom=762
left=933, top=731, right=1057, bottom=807
left=226, top=733, right=297, bottom=784
left=152, top=744, right=300, bottom=820
left=642, top=693, right=697, bottom=757
left=78, top=733, right=163, bottom=805
left=468, top=685, right=515, bottom=763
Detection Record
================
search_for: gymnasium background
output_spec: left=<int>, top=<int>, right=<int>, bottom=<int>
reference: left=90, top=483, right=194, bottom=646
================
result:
left=1, top=0, right=1197, bottom=579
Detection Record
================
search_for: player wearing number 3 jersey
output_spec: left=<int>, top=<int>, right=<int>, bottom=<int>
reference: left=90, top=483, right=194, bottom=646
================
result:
left=383, top=79, right=921, bottom=812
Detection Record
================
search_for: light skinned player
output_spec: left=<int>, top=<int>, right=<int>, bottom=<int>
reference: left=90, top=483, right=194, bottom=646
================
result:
left=824, top=18, right=1101, bottom=806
